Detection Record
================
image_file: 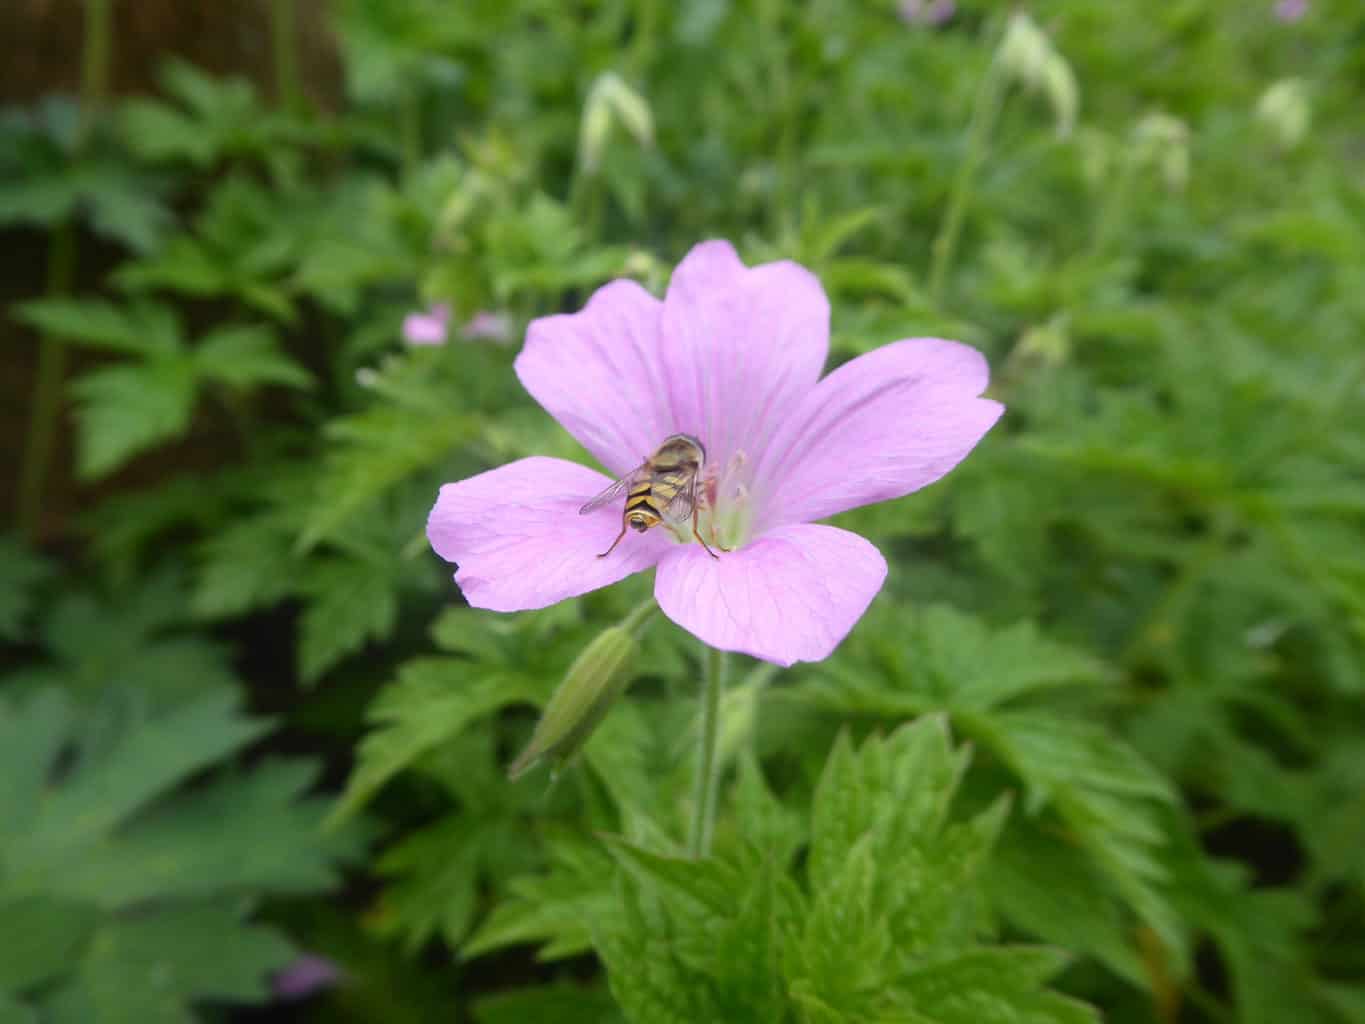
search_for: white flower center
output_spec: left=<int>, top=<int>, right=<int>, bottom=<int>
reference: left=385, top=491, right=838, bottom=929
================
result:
left=681, top=450, right=754, bottom=552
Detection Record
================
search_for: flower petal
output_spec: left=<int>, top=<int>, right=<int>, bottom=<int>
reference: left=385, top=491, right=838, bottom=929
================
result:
left=658, top=240, right=829, bottom=470
left=753, top=338, right=1004, bottom=528
left=427, top=457, right=672, bottom=611
left=653, top=524, right=887, bottom=666
left=515, top=281, right=673, bottom=477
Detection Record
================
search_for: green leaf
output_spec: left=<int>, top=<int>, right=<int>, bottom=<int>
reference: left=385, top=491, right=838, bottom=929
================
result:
left=899, top=947, right=1098, bottom=1024
left=329, top=659, right=539, bottom=824
left=194, top=324, right=312, bottom=389
left=296, top=555, right=401, bottom=684
left=0, top=685, right=357, bottom=1022
left=43, top=903, right=294, bottom=1024
left=53, top=760, right=364, bottom=909
left=464, top=833, right=612, bottom=960
left=0, top=993, right=36, bottom=1024
left=592, top=720, right=1093, bottom=1022
left=985, top=817, right=1146, bottom=986
left=15, top=569, right=241, bottom=710
left=7, top=689, right=269, bottom=873
left=14, top=299, right=181, bottom=356
left=0, top=896, right=98, bottom=995
left=0, top=536, right=53, bottom=642
left=472, top=981, right=622, bottom=1024
left=0, top=689, right=74, bottom=854
left=71, top=360, right=197, bottom=478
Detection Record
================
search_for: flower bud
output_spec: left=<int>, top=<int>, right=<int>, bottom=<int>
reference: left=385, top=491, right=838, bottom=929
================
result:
left=1133, top=112, right=1190, bottom=192
left=1012, top=315, right=1071, bottom=370
left=508, top=623, right=639, bottom=779
left=1256, top=78, right=1311, bottom=152
left=578, top=72, right=654, bottom=175
left=998, top=13, right=1080, bottom=138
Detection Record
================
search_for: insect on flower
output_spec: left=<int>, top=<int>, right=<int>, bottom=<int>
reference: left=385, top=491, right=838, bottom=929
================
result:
left=427, top=240, right=1003, bottom=666
left=580, top=433, right=725, bottom=559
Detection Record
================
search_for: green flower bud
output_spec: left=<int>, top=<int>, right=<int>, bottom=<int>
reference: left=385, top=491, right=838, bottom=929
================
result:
left=1256, top=78, right=1311, bottom=153
left=578, top=71, right=654, bottom=175
left=508, top=623, right=639, bottom=779
left=1133, top=112, right=1190, bottom=192
left=1012, top=315, right=1071, bottom=371
left=998, top=13, right=1080, bottom=139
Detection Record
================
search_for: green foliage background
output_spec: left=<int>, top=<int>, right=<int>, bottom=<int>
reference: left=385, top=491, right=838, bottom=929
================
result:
left=4, top=1, right=1364, bottom=1020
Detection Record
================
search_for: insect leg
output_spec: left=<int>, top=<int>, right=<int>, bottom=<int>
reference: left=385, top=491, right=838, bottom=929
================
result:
left=597, top=520, right=629, bottom=558
left=691, top=507, right=721, bottom=560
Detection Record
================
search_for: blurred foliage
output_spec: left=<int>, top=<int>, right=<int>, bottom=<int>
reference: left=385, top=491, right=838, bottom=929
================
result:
left=5, top=0, right=1365, bottom=1020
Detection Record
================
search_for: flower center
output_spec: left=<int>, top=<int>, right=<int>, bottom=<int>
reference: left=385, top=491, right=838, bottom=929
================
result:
left=667, top=450, right=754, bottom=552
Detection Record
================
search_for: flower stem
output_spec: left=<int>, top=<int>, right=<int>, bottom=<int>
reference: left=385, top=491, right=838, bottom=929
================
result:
left=270, top=0, right=300, bottom=113
left=17, top=0, right=110, bottom=539
left=688, top=645, right=727, bottom=858
left=16, top=225, right=78, bottom=540
left=928, top=36, right=1007, bottom=308
left=78, top=0, right=113, bottom=144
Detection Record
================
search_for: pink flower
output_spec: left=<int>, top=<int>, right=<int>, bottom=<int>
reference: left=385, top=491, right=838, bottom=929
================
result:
left=402, top=303, right=451, bottom=346
left=272, top=954, right=343, bottom=1000
left=899, top=0, right=956, bottom=26
left=1274, top=0, right=1307, bottom=21
left=463, top=310, right=514, bottom=343
left=427, top=241, right=1002, bottom=666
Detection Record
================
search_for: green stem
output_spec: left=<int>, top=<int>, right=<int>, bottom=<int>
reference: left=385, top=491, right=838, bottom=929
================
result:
left=927, top=41, right=1007, bottom=308
left=400, top=91, right=422, bottom=175
left=627, top=0, right=659, bottom=77
left=17, top=226, right=79, bottom=539
left=17, top=0, right=113, bottom=538
left=270, top=0, right=300, bottom=113
left=620, top=598, right=658, bottom=635
left=688, top=645, right=727, bottom=858
left=1087, top=152, right=1140, bottom=262
left=78, top=0, right=113, bottom=144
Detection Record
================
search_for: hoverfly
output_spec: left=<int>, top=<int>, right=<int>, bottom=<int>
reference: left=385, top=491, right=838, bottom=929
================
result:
left=579, top=434, right=725, bottom=559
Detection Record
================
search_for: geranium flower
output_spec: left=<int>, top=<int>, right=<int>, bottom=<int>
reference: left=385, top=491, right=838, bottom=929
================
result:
left=402, top=302, right=451, bottom=346
left=1274, top=0, right=1307, bottom=22
left=427, top=241, right=1002, bottom=666
left=463, top=310, right=514, bottom=343
left=899, top=0, right=956, bottom=27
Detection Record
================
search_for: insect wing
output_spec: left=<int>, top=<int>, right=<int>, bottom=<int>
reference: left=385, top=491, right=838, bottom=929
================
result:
left=661, top=475, right=698, bottom=525
left=579, top=464, right=646, bottom=515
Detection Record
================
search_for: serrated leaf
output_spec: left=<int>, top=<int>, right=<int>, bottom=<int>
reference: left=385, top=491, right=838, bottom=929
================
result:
left=0, top=689, right=72, bottom=854
left=0, top=896, right=98, bottom=995
left=297, top=556, right=400, bottom=684
left=7, top=688, right=269, bottom=874
left=898, top=947, right=1099, bottom=1024
left=463, top=834, right=619, bottom=962
left=71, top=360, right=197, bottom=478
left=0, top=536, right=53, bottom=642
left=44, top=903, right=294, bottom=1024
left=329, top=660, right=540, bottom=824
left=193, top=324, right=312, bottom=389
left=54, top=760, right=363, bottom=909
left=472, top=981, right=621, bottom=1024
left=0, top=686, right=356, bottom=1022
left=14, top=299, right=181, bottom=356
left=986, top=817, right=1145, bottom=986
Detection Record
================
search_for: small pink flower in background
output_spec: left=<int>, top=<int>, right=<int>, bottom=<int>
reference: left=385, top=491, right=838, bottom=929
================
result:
left=273, top=954, right=343, bottom=1000
left=402, top=303, right=451, bottom=346
left=899, top=0, right=956, bottom=26
left=1274, top=0, right=1307, bottom=20
left=463, top=310, right=514, bottom=343
left=427, top=241, right=1002, bottom=666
